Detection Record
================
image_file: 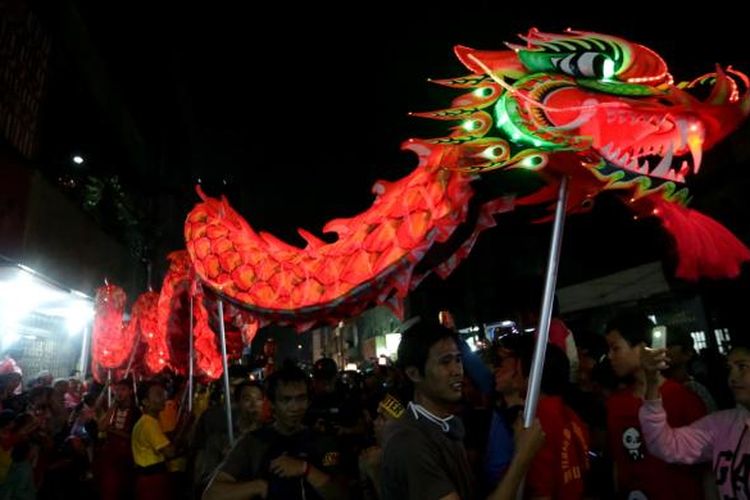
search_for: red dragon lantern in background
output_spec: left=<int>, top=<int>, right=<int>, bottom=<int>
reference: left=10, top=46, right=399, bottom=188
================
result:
left=92, top=251, right=247, bottom=381
left=91, top=283, right=128, bottom=381
left=127, top=290, right=161, bottom=375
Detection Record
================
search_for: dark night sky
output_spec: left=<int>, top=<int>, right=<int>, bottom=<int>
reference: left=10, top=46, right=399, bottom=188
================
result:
left=37, top=2, right=750, bottom=323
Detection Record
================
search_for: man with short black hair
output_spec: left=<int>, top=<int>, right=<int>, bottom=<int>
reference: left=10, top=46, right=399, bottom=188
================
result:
left=381, top=320, right=544, bottom=500
left=605, top=311, right=707, bottom=500
left=204, top=364, right=346, bottom=500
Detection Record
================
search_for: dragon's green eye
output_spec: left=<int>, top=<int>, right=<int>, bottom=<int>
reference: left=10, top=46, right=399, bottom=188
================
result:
left=473, top=87, right=493, bottom=97
left=519, top=155, right=546, bottom=169
left=462, top=120, right=481, bottom=131
left=481, top=146, right=506, bottom=159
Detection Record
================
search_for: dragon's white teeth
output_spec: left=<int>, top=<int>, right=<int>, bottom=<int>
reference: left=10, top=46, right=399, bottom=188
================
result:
left=601, top=142, right=614, bottom=155
left=640, top=160, right=650, bottom=173
left=676, top=173, right=686, bottom=183
left=627, top=158, right=639, bottom=170
left=651, top=141, right=674, bottom=178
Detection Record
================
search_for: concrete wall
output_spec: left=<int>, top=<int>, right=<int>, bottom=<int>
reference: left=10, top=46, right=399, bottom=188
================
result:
left=1, top=153, right=139, bottom=296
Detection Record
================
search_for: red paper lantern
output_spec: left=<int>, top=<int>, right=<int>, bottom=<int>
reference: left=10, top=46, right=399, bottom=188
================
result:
left=92, top=283, right=130, bottom=371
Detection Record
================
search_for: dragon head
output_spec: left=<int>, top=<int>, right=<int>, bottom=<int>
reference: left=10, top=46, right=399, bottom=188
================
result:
left=418, top=28, right=749, bottom=204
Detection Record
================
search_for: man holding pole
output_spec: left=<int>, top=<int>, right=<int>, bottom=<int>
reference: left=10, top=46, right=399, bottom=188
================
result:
left=381, top=320, right=545, bottom=500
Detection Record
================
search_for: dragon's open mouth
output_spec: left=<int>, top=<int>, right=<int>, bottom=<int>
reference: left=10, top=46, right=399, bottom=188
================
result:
left=595, top=118, right=703, bottom=183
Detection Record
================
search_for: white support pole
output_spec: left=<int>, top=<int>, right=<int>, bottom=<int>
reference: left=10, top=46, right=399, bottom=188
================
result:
left=78, top=322, right=91, bottom=379
left=523, top=176, right=569, bottom=428
left=217, top=299, right=234, bottom=446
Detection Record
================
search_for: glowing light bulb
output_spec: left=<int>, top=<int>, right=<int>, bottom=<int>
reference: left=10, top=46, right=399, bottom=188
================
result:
left=462, top=120, right=480, bottom=131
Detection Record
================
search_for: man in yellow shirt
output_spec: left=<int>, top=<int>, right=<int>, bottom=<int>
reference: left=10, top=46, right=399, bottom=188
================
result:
left=132, top=382, right=179, bottom=500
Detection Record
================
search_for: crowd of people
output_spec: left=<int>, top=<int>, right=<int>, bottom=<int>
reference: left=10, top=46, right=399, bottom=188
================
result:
left=0, top=309, right=747, bottom=500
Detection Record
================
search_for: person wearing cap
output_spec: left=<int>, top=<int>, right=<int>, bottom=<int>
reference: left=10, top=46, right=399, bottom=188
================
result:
left=359, top=393, right=406, bottom=499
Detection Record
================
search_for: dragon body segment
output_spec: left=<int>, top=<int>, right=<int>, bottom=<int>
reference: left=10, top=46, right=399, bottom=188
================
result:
left=185, top=29, right=750, bottom=336
left=185, top=145, right=513, bottom=336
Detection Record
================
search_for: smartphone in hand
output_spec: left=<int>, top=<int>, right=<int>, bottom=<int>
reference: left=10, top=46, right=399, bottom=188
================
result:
left=651, top=326, right=668, bottom=349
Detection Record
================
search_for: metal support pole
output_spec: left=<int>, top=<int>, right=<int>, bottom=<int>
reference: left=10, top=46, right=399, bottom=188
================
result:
left=217, top=299, right=234, bottom=446
left=107, top=369, right=112, bottom=408
left=133, top=375, right=139, bottom=407
left=188, top=294, right=194, bottom=413
left=523, top=176, right=569, bottom=428
left=78, top=322, right=91, bottom=378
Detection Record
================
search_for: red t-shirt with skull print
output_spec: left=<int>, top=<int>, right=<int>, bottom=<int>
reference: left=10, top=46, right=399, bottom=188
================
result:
left=606, top=379, right=706, bottom=500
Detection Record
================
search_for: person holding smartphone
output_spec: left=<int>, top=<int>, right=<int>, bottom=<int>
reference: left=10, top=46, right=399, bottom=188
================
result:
left=640, top=336, right=750, bottom=499
left=605, top=311, right=707, bottom=500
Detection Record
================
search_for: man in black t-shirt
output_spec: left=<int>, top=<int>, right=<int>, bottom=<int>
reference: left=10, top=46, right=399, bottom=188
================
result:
left=204, top=365, right=346, bottom=500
